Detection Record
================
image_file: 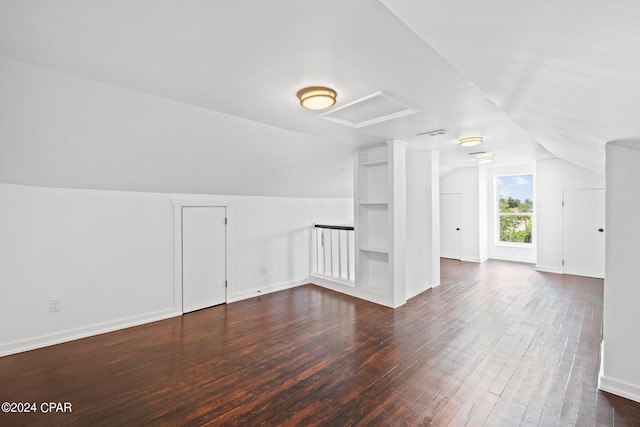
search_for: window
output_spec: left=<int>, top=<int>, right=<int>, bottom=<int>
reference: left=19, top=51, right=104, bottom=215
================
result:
left=496, top=174, right=533, bottom=244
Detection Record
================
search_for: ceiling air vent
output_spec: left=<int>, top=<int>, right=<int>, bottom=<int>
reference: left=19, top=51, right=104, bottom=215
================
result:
left=317, top=91, right=418, bottom=128
left=417, top=129, right=447, bottom=136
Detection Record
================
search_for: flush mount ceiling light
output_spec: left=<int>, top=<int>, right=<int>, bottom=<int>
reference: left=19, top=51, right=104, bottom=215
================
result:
left=459, top=136, right=483, bottom=147
left=296, top=86, right=337, bottom=110
left=475, top=155, right=494, bottom=164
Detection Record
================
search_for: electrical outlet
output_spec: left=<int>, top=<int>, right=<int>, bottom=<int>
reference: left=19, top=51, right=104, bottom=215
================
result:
left=49, top=299, right=61, bottom=313
left=261, top=266, right=267, bottom=275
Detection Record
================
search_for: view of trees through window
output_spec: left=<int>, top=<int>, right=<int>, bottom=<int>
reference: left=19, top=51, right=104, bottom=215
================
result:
left=497, top=174, right=533, bottom=244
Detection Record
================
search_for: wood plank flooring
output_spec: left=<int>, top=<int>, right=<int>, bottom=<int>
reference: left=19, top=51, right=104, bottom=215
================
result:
left=2, top=259, right=640, bottom=426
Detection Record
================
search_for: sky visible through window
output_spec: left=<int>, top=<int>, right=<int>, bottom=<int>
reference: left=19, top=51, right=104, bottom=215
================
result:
left=497, top=174, right=532, bottom=204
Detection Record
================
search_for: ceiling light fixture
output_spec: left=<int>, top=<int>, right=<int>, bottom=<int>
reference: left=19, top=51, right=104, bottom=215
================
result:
left=459, top=136, right=483, bottom=147
left=296, top=86, right=337, bottom=110
left=475, top=155, right=494, bottom=164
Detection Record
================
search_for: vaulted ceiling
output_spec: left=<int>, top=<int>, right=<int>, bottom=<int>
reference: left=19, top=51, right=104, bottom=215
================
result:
left=0, top=0, right=638, bottom=196
left=382, top=0, right=640, bottom=175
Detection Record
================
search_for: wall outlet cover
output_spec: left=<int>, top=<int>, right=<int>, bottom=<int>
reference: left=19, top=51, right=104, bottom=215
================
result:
left=49, top=299, right=61, bottom=313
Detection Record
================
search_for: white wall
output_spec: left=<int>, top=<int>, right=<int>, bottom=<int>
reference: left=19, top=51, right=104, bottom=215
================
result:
left=536, top=158, right=604, bottom=273
left=440, top=167, right=486, bottom=262
left=599, top=141, right=640, bottom=403
left=0, top=183, right=352, bottom=356
left=229, top=196, right=351, bottom=300
left=0, top=184, right=174, bottom=354
left=486, top=164, right=536, bottom=263
left=441, top=161, right=602, bottom=267
left=406, top=150, right=440, bottom=298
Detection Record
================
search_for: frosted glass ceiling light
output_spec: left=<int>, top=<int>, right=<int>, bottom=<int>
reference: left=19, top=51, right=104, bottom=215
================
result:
left=459, top=136, right=483, bottom=147
left=475, top=155, right=494, bottom=164
left=296, top=86, right=337, bottom=110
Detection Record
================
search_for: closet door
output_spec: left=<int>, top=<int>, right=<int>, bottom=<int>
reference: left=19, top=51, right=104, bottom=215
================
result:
left=563, top=189, right=605, bottom=278
left=440, top=193, right=461, bottom=260
left=182, top=206, right=226, bottom=312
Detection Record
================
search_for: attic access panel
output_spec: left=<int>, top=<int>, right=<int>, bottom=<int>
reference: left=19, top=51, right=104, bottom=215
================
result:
left=317, top=91, right=418, bottom=128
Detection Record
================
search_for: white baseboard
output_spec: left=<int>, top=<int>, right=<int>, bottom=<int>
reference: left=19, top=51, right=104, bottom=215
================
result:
left=227, top=278, right=308, bottom=303
left=309, top=275, right=396, bottom=307
left=1, top=279, right=311, bottom=357
left=309, top=274, right=356, bottom=289
left=0, top=308, right=181, bottom=358
left=2, top=278, right=311, bottom=357
left=461, top=256, right=488, bottom=263
left=535, top=264, right=563, bottom=274
left=598, top=342, right=640, bottom=403
left=488, top=255, right=536, bottom=264
left=599, top=375, right=640, bottom=404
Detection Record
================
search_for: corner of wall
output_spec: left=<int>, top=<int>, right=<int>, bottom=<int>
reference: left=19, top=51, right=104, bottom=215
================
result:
left=597, top=339, right=640, bottom=403
left=227, top=278, right=309, bottom=304
left=599, top=374, right=640, bottom=404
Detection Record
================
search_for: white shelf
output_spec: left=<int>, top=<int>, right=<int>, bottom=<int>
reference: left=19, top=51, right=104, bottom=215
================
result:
left=360, top=247, right=389, bottom=255
left=359, top=201, right=389, bottom=207
left=359, top=160, right=388, bottom=168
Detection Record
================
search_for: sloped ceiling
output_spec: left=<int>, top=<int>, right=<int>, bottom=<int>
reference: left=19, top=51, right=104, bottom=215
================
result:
left=0, top=55, right=356, bottom=197
left=381, top=0, right=640, bottom=175
left=2, top=0, right=630, bottom=196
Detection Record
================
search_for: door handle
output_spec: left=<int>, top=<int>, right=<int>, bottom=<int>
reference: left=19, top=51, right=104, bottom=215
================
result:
left=598, top=228, right=604, bottom=232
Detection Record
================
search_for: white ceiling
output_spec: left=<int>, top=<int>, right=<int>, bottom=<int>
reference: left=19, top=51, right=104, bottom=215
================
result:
left=382, top=0, right=640, bottom=175
left=0, top=0, right=637, bottom=195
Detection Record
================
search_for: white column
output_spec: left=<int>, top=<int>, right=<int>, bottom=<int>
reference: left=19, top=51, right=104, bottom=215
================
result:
left=599, top=141, right=640, bottom=403
left=406, top=150, right=440, bottom=299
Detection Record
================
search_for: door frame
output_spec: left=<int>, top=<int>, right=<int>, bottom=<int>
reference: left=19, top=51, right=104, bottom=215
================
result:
left=172, top=198, right=234, bottom=314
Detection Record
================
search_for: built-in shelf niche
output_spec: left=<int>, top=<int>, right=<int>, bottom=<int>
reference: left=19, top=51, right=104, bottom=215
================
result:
left=358, top=203, right=388, bottom=253
left=357, top=250, right=389, bottom=295
left=358, top=165, right=388, bottom=204
left=354, top=141, right=406, bottom=307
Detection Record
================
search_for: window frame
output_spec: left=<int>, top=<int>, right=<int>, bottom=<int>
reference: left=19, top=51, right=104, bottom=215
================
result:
left=495, top=173, right=535, bottom=247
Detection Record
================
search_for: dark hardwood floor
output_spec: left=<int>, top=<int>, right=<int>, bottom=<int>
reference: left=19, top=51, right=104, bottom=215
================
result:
left=2, top=259, right=640, bottom=426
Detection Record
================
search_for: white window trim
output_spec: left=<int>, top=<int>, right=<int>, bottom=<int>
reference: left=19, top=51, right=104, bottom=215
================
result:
left=495, top=173, right=535, bottom=247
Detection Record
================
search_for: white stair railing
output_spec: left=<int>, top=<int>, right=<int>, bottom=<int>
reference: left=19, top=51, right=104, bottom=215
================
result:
left=312, top=224, right=355, bottom=285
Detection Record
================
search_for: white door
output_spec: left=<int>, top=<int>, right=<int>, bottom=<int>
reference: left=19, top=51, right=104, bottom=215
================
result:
left=182, top=206, right=227, bottom=312
left=440, top=193, right=461, bottom=260
left=563, top=189, right=605, bottom=278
